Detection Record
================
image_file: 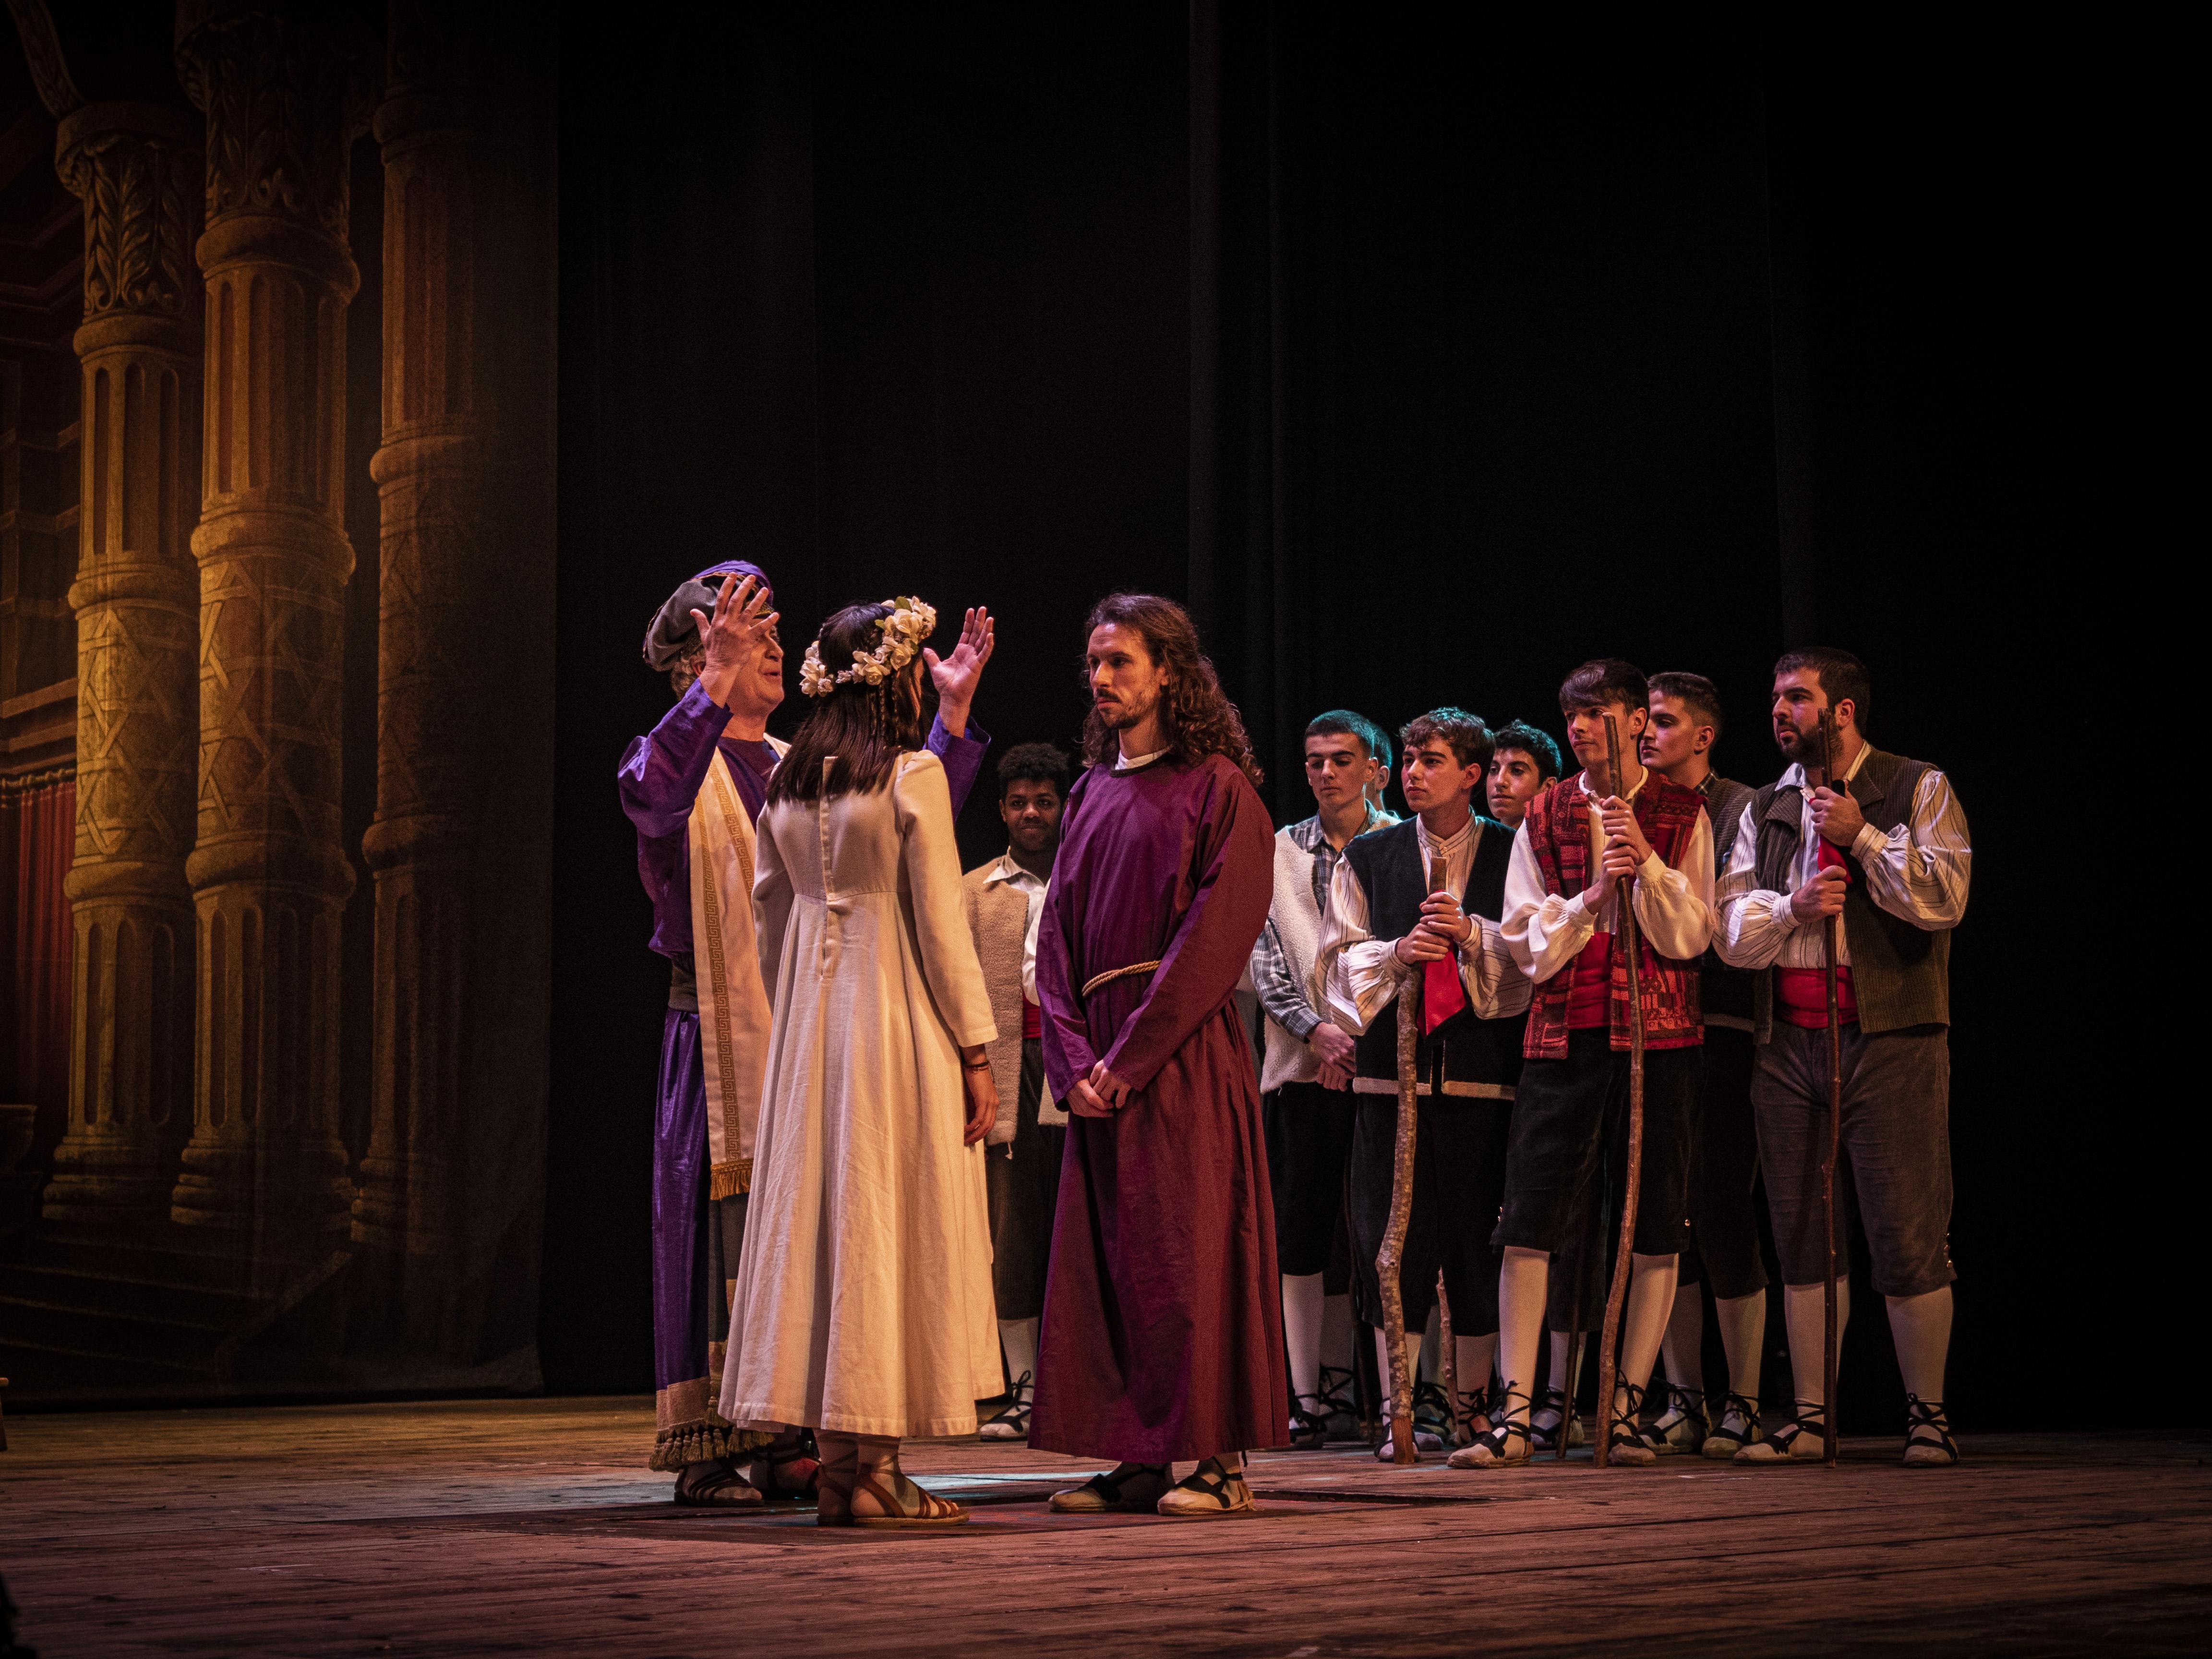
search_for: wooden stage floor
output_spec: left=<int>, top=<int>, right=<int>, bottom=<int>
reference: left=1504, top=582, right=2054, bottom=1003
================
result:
left=2, top=1397, right=2206, bottom=1657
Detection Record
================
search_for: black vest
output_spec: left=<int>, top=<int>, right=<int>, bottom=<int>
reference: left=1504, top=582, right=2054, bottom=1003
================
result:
left=1339, top=816, right=1527, bottom=1089
left=1698, top=773, right=1757, bottom=1023
left=1749, top=746, right=1950, bottom=1036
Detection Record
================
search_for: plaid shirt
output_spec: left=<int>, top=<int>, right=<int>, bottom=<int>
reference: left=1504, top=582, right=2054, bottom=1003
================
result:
left=1251, top=805, right=1394, bottom=1040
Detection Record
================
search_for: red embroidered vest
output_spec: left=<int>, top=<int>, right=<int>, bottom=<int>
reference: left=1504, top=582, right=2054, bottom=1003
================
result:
left=1522, top=773, right=1705, bottom=1058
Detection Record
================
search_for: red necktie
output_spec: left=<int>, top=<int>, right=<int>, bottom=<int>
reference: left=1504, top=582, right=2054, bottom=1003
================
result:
left=1421, top=851, right=1467, bottom=1034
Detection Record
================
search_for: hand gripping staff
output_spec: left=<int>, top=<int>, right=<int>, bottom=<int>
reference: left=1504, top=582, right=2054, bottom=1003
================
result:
left=1592, top=713, right=1647, bottom=1469
left=1378, top=848, right=1452, bottom=1463
left=1818, top=706, right=1846, bottom=1467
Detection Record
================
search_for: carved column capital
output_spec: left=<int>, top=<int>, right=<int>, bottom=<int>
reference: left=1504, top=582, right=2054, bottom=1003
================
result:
left=174, top=3, right=379, bottom=250
left=55, top=104, right=204, bottom=346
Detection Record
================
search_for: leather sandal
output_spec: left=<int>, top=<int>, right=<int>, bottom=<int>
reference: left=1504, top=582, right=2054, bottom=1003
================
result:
left=673, top=1455, right=765, bottom=1507
left=1901, top=1395, right=1958, bottom=1467
left=1156, top=1457, right=1256, bottom=1519
left=814, top=1437, right=859, bottom=1527
left=851, top=1466, right=970, bottom=1527
left=1447, top=1388, right=1534, bottom=1468
left=743, top=1428, right=820, bottom=1500
left=1048, top=1462, right=1171, bottom=1513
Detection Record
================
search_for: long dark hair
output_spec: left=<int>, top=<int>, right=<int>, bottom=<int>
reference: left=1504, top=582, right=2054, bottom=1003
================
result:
left=767, top=602, right=931, bottom=805
left=1078, top=592, right=1262, bottom=789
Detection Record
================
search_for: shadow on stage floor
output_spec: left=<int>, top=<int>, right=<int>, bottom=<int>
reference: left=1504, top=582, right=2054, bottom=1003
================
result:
left=1, top=1396, right=2206, bottom=1656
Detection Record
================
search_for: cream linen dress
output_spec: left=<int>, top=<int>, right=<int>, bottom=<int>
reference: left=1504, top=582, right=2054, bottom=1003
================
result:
left=720, top=749, right=1002, bottom=1437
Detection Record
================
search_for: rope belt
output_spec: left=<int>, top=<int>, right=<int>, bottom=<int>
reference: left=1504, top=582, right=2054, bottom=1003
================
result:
left=1350, top=1076, right=1516, bottom=1101
left=1080, top=960, right=1163, bottom=998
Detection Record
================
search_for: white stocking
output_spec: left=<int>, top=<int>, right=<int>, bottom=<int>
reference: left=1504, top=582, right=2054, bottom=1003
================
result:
left=1372, top=1326, right=1420, bottom=1419
left=1659, top=1281, right=1704, bottom=1396
left=1454, top=1332, right=1499, bottom=1412
left=1714, top=1290, right=1766, bottom=1402
left=998, top=1318, right=1039, bottom=1389
left=1612, top=1253, right=1680, bottom=1419
left=1885, top=1286, right=1951, bottom=1405
left=1780, top=1279, right=1851, bottom=1412
left=1281, top=1273, right=1326, bottom=1406
left=1495, top=1247, right=1550, bottom=1428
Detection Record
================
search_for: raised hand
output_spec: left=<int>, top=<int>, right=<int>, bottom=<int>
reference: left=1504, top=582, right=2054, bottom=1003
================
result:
left=689, top=575, right=778, bottom=709
left=922, top=606, right=996, bottom=736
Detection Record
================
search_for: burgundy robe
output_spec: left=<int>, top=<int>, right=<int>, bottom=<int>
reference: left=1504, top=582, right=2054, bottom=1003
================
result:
left=1029, top=751, right=1288, bottom=1460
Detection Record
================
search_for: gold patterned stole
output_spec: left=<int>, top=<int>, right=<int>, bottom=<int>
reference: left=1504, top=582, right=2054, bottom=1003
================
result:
left=686, top=741, right=786, bottom=1198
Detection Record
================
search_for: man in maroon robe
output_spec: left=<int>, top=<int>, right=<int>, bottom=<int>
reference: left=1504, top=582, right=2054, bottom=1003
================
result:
left=1030, top=593, right=1287, bottom=1519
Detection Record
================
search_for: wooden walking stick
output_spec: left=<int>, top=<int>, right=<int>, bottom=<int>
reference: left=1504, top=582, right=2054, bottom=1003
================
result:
left=1378, top=850, right=1452, bottom=1464
left=1818, top=706, right=1845, bottom=1467
left=1592, top=713, right=1647, bottom=1469
left=1437, top=1273, right=1458, bottom=1436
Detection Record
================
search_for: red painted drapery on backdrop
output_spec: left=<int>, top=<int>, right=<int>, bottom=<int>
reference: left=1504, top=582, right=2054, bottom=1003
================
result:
left=2, top=769, right=73, bottom=1136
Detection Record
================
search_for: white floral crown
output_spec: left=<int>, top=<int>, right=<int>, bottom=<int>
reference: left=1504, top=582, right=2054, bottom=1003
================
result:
left=798, top=596, right=937, bottom=697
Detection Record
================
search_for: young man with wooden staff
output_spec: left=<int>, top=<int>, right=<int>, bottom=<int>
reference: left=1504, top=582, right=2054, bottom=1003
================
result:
left=1315, top=711, right=1532, bottom=1461
left=1715, top=648, right=1971, bottom=1467
left=1456, top=660, right=1714, bottom=1470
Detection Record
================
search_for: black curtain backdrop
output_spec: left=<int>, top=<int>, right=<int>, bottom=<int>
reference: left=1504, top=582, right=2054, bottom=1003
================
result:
left=552, top=7, right=2157, bottom=1424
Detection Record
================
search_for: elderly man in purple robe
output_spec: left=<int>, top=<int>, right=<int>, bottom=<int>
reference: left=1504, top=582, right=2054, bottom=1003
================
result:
left=1030, top=592, right=1287, bottom=1519
left=620, top=561, right=996, bottom=1505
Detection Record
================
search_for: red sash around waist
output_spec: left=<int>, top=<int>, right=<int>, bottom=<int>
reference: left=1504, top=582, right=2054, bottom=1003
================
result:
left=1022, top=997, right=1042, bottom=1041
left=1776, top=965, right=1858, bottom=1029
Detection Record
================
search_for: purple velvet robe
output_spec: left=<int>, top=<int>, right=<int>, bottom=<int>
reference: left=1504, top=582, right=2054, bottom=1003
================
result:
left=1029, top=751, right=1288, bottom=1461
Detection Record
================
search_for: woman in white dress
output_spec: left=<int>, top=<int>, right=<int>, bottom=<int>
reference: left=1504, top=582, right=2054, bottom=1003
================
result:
left=719, top=596, right=1002, bottom=1527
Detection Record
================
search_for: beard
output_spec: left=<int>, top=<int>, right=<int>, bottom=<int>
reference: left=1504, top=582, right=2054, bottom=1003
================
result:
left=1099, top=685, right=1159, bottom=732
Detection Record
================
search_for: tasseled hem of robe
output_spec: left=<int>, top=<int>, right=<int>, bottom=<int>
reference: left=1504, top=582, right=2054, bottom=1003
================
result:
left=709, top=1159, right=752, bottom=1201
left=651, top=1365, right=775, bottom=1471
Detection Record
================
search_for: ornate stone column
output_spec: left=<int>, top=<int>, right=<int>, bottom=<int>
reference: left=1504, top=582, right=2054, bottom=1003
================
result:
left=170, top=4, right=374, bottom=1245
left=45, top=103, right=204, bottom=1223
left=352, top=1, right=556, bottom=1361
left=351, top=3, right=486, bottom=1279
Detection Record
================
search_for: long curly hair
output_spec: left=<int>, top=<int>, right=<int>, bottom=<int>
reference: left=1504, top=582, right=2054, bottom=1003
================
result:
left=1078, top=592, right=1262, bottom=789
left=767, top=603, right=931, bottom=805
